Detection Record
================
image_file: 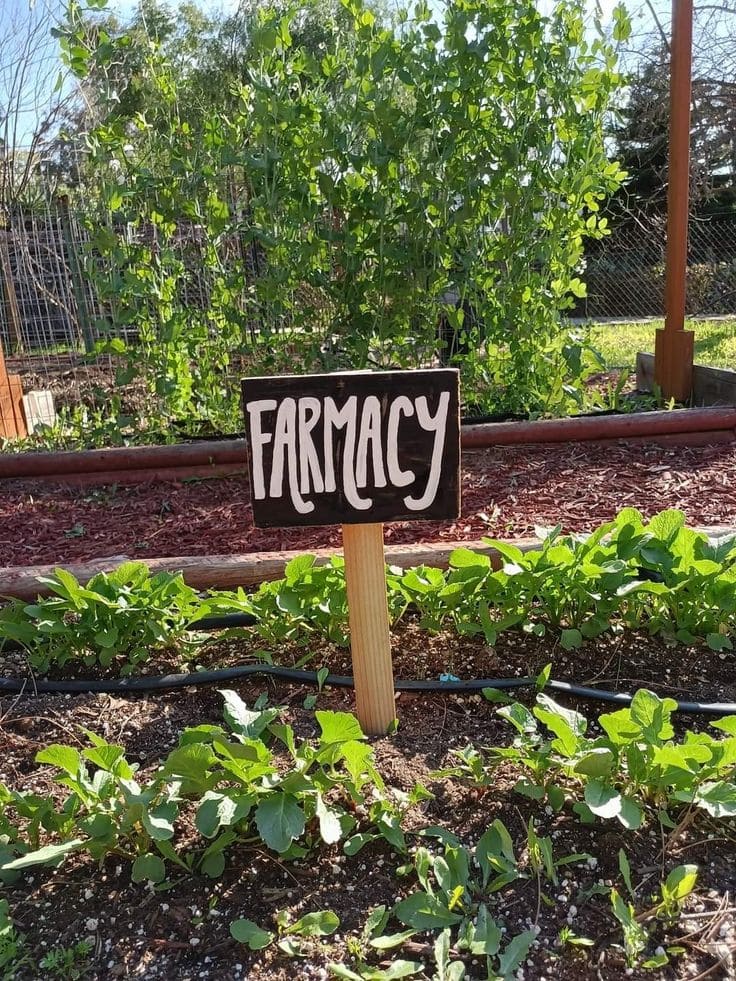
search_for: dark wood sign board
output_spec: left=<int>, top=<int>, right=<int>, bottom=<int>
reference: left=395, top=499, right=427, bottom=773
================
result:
left=241, top=369, right=461, bottom=528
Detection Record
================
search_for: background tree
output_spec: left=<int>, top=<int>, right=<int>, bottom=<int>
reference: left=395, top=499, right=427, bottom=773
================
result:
left=0, top=0, right=75, bottom=209
left=608, top=2, right=736, bottom=225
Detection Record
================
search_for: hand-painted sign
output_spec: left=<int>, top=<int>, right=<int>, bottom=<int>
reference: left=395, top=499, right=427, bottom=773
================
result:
left=242, top=369, right=460, bottom=527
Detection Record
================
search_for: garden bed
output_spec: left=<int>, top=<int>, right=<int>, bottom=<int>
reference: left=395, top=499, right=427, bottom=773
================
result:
left=2, top=514, right=736, bottom=979
left=2, top=442, right=736, bottom=568
left=2, top=647, right=736, bottom=980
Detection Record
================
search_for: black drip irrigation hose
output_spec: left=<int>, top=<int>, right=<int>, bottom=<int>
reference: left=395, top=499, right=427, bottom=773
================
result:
left=1, top=614, right=735, bottom=715
left=1, top=664, right=735, bottom=715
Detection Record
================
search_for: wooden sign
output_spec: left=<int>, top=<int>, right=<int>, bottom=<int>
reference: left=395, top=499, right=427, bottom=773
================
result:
left=241, top=368, right=461, bottom=737
left=241, top=369, right=460, bottom=528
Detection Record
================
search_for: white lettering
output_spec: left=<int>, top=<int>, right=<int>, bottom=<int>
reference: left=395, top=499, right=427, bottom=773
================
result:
left=269, top=398, right=314, bottom=514
left=386, top=396, right=415, bottom=487
left=246, top=399, right=277, bottom=499
left=404, top=392, right=449, bottom=511
left=355, top=396, right=387, bottom=489
left=323, top=396, right=371, bottom=509
left=298, top=397, right=324, bottom=495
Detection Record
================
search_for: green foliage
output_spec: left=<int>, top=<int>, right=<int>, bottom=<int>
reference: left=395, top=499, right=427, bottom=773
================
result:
left=0, top=693, right=399, bottom=884
left=2, top=509, right=734, bottom=677
left=336, top=825, right=587, bottom=980
left=38, top=940, right=94, bottom=979
left=0, top=562, right=204, bottom=674
left=443, top=688, right=736, bottom=831
left=0, top=901, right=33, bottom=980
left=210, top=555, right=407, bottom=654
left=609, top=864, right=697, bottom=969
left=231, top=907, right=339, bottom=956
left=225, top=509, right=736, bottom=653
left=52, top=0, right=628, bottom=440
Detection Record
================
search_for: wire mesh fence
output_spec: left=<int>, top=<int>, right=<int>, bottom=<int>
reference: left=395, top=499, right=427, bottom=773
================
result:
left=1, top=199, right=735, bottom=435
left=572, top=212, right=736, bottom=321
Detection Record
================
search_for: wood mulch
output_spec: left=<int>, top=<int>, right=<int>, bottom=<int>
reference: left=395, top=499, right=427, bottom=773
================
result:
left=2, top=442, right=736, bottom=568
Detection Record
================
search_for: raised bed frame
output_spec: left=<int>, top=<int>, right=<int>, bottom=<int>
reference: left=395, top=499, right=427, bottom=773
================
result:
left=0, top=406, right=734, bottom=487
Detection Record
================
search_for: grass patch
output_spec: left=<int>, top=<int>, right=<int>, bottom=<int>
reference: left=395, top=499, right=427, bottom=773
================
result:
left=589, top=318, right=736, bottom=371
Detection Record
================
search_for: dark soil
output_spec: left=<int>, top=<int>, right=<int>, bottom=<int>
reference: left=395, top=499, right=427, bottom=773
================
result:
left=3, top=622, right=735, bottom=711
left=2, top=630, right=735, bottom=980
left=2, top=442, right=736, bottom=567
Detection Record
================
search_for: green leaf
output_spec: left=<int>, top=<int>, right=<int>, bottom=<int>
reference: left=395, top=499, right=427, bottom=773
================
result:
left=195, top=792, right=242, bottom=838
left=618, top=849, right=634, bottom=899
left=200, top=851, right=226, bottom=878
left=141, top=801, right=177, bottom=841
left=574, top=748, right=615, bottom=778
left=393, top=892, right=463, bottom=930
left=284, top=554, right=316, bottom=583
left=0, top=839, right=85, bottom=871
left=663, top=865, right=698, bottom=903
left=630, top=689, right=677, bottom=742
left=693, top=781, right=736, bottom=818
left=482, top=687, right=512, bottom=705
left=317, top=711, right=365, bottom=744
left=94, top=627, right=119, bottom=648
left=449, top=547, right=490, bottom=569
left=219, top=689, right=279, bottom=739
left=560, top=628, right=582, bottom=650
left=497, top=930, right=536, bottom=977
left=534, top=693, right=586, bottom=756
left=255, top=794, right=305, bottom=853
left=711, top=716, right=736, bottom=735
left=35, top=745, right=82, bottom=777
left=706, top=633, right=732, bottom=652
left=315, top=794, right=344, bottom=845
left=535, top=663, right=552, bottom=690
left=343, top=833, right=375, bottom=855
left=584, top=780, right=621, bottom=819
left=469, top=904, right=501, bottom=956
left=618, top=797, right=643, bottom=830
left=330, top=962, right=422, bottom=980
left=287, top=910, right=339, bottom=937
left=230, top=918, right=274, bottom=949
left=369, top=930, right=416, bottom=950
left=131, top=853, right=166, bottom=883
left=162, top=743, right=215, bottom=785
left=612, top=3, right=632, bottom=41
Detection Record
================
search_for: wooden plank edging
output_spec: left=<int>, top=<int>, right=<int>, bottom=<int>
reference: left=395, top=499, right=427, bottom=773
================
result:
left=0, top=539, right=539, bottom=601
left=1, top=526, right=733, bottom=602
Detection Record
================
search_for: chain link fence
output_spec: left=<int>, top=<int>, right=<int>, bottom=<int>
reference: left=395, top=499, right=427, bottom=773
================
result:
left=572, top=212, right=736, bottom=321
left=1, top=200, right=735, bottom=429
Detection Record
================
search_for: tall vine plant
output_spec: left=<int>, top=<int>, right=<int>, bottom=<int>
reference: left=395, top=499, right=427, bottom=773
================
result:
left=59, top=0, right=630, bottom=436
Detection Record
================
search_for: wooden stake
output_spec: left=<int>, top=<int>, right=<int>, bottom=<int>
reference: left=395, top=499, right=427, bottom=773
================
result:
left=0, top=229, right=24, bottom=354
left=342, top=522, right=395, bottom=736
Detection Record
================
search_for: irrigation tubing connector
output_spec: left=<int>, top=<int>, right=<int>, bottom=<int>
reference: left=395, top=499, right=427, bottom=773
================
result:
left=1, top=665, right=735, bottom=716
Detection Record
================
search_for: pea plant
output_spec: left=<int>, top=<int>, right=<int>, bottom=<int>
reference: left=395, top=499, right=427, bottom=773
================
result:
left=55, top=0, right=629, bottom=442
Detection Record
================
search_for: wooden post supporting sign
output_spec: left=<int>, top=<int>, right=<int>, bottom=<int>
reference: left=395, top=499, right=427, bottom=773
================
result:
left=343, top=522, right=394, bottom=734
left=242, top=369, right=461, bottom=735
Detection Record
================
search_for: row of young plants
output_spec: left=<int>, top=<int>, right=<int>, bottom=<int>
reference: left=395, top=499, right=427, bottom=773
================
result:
left=1, top=686, right=733, bottom=977
left=0, top=508, right=734, bottom=676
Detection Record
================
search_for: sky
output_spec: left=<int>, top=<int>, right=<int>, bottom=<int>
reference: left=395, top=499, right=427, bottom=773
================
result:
left=1, top=0, right=664, bottom=147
